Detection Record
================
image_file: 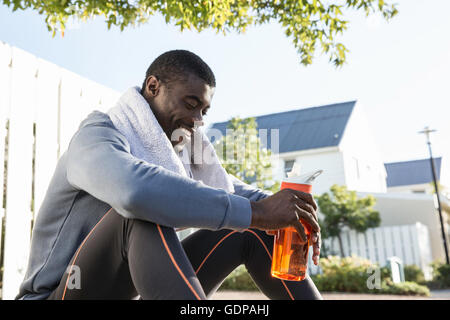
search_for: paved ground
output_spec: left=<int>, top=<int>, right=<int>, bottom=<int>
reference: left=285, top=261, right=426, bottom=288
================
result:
left=2, top=288, right=447, bottom=300
left=211, top=289, right=450, bottom=300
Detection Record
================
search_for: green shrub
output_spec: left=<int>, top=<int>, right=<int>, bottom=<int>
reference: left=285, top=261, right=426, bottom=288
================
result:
left=379, top=265, right=391, bottom=282
left=380, top=280, right=430, bottom=296
left=311, top=255, right=430, bottom=296
left=426, top=261, right=450, bottom=289
left=217, top=257, right=432, bottom=296
left=219, top=265, right=259, bottom=291
left=311, top=255, right=375, bottom=293
left=404, top=264, right=426, bottom=284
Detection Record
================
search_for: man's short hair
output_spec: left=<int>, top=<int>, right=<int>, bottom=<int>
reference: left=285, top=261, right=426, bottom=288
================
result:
left=141, top=50, right=216, bottom=93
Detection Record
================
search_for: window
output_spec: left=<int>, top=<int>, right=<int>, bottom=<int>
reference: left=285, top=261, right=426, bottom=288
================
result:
left=284, top=160, right=295, bottom=177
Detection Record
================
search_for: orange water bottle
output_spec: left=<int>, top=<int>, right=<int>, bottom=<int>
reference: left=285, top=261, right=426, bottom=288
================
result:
left=269, top=169, right=323, bottom=281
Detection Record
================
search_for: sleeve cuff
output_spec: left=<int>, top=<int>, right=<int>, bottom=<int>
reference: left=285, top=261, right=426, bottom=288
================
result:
left=220, top=193, right=252, bottom=231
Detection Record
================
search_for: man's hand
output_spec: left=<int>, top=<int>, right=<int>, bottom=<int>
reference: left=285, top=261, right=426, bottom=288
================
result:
left=311, top=230, right=321, bottom=265
left=250, top=188, right=321, bottom=265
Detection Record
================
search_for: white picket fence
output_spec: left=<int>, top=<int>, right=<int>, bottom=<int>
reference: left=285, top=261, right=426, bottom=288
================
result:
left=0, top=41, right=120, bottom=299
left=307, top=223, right=433, bottom=279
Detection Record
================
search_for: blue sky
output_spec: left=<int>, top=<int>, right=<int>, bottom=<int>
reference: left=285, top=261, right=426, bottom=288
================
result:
left=1, top=0, right=450, bottom=184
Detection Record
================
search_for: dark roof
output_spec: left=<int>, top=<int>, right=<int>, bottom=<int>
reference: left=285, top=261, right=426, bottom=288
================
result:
left=384, top=158, right=442, bottom=187
left=209, top=101, right=356, bottom=154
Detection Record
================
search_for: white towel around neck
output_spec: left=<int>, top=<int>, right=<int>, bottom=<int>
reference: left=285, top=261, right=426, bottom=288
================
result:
left=106, top=86, right=234, bottom=193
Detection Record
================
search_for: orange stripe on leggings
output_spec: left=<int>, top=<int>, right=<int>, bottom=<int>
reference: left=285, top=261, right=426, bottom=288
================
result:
left=244, top=229, right=273, bottom=259
left=156, top=224, right=202, bottom=300
left=244, top=229, right=295, bottom=301
left=195, top=230, right=238, bottom=274
left=191, top=227, right=295, bottom=300
left=62, top=207, right=114, bottom=300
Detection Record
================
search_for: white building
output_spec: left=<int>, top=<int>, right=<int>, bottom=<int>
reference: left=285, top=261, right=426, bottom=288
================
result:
left=212, top=101, right=387, bottom=196
left=376, top=158, right=450, bottom=262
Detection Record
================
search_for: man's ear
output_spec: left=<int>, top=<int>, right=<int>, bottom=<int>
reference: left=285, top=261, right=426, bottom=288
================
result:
left=145, top=75, right=160, bottom=97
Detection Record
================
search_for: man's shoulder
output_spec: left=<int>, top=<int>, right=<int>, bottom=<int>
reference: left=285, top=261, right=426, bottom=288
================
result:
left=78, top=110, right=114, bottom=130
left=70, top=110, right=130, bottom=150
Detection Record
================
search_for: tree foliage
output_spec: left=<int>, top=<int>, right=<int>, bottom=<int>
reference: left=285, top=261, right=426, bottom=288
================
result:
left=3, top=0, right=398, bottom=66
left=213, top=116, right=279, bottom=193
left=315, top=184, right=380, bottom=256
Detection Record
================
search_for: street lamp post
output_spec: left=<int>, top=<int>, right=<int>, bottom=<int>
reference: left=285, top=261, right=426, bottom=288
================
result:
left=419, top=126, right=449, bottom=264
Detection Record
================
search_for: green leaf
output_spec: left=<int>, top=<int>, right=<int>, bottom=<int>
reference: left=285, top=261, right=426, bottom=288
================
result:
left=4, top=0, right=398, bottom=67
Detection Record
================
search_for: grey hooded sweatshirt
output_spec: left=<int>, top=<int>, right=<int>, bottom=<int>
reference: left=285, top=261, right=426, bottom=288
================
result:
left=16, top=110, right=271, bottom=300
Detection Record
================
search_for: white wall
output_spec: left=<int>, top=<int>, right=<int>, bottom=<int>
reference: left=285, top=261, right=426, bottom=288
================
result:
left=339, top=102, right=387, bottom=193
left=358, top=191, right=450, bottom=263
left=387, top=183, right=434, bottom=194
left=271, top=147, right=346, bottom=196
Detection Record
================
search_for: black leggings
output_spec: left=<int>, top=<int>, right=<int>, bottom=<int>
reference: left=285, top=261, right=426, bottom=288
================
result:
left=47, top=208, right=322, bottom=300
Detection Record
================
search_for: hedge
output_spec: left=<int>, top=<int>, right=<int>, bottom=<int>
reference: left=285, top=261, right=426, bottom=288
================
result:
left=219, top=256, right=430, bottom=297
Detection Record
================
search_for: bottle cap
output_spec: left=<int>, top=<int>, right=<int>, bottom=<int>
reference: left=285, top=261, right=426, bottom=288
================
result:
left=283, top=162, right=323, bottom=185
